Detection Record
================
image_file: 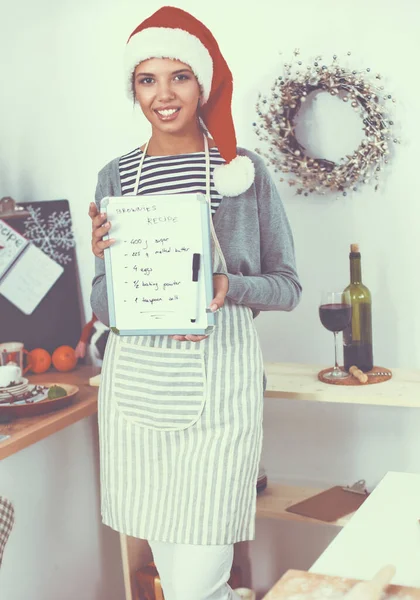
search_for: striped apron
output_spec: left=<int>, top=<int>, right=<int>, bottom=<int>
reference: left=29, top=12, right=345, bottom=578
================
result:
left=98, top=138, right=264, bottom=544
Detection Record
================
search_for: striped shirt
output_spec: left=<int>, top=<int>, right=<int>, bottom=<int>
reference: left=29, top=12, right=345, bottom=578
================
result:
left=119, top=147, right=226, bottom=214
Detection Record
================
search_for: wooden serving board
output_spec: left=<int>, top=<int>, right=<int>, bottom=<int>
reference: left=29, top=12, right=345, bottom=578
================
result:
left=318, top=366, right=392, bottom=386
left=262, top=569, right=420, bottom=600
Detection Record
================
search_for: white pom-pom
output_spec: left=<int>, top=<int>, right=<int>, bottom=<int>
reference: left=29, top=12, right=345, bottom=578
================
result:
left=213, top=155, right=255, bottom=197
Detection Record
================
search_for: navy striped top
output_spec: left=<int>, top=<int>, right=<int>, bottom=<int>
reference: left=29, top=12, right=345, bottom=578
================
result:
left=118, top=147, right=226, bottom=214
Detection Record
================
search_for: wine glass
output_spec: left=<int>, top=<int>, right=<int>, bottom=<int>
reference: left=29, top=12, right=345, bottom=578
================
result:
left=319, top=291, right=352, bottom=380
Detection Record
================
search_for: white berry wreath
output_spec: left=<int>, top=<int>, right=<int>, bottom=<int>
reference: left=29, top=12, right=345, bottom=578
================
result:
left=254, top=50, right=399, bottom=197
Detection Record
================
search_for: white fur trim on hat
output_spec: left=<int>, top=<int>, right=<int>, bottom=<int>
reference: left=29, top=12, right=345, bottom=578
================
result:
left=213, top=155, right=255, bottom=197
left=125, top=27, right=213, bottom=102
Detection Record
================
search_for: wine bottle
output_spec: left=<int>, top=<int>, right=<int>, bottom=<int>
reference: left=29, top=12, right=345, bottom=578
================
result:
left=343, top=243, right=374, bottom=372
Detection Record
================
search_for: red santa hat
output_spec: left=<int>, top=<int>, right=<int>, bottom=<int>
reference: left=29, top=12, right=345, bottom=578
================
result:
left=124, top=6, right=255, bottom=197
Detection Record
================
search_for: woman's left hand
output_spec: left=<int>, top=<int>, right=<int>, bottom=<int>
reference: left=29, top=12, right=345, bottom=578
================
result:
left=170, top=274, right=229, bottom=342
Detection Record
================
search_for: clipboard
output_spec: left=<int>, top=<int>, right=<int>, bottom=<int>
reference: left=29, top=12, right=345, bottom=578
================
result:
left=285, top=480, right=369, bottom=522
left=101, top=193, right=215, bottom=336
left=0, top=199, right=82, bottom=353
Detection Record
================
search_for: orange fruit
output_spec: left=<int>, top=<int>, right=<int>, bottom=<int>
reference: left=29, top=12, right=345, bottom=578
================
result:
left=52, top=345, right=77, bottom=372
left=28, top=348, right=52, bottom=374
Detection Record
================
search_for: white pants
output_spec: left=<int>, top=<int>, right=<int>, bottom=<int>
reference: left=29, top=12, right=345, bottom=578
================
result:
left=148, top=540, right=243, bottom=600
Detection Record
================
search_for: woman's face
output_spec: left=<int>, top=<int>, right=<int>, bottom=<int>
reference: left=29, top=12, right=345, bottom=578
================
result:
left=133, top=58, right=202, bottom=136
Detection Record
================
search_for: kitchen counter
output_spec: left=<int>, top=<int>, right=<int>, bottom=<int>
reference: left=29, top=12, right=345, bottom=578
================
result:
left=0, top=365, right=100, bottom=460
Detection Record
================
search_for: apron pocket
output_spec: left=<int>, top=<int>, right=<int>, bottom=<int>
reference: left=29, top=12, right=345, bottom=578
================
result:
left=113, top=341, right=207, bottom=431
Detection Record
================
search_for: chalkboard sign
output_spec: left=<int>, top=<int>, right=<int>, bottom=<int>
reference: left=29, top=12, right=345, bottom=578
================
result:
left=102, top=193, right=215, bottom=336
left=0, top=200, right=83, bottom=354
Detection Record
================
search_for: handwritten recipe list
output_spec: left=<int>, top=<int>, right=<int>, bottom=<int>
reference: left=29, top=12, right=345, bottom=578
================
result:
left=105, top=195, right=210, bottom=332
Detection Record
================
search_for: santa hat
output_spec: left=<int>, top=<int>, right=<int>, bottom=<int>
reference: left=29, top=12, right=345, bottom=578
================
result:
left=124, top=6, right=255, bottom=197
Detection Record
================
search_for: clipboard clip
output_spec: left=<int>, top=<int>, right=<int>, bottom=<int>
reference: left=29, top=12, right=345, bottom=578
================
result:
left=341, top=479, right=368, bottom=496
left=0, top=196, right=29, bottom=219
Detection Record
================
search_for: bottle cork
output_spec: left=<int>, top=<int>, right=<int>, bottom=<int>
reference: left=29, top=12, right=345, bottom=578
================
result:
left=350, top=243, right=360, bottom=253
left=349, top=365, right=368, bottom=384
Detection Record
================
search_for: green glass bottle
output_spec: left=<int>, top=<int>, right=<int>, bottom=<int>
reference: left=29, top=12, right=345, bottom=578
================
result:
left=343, top=243, right=374, bottom=372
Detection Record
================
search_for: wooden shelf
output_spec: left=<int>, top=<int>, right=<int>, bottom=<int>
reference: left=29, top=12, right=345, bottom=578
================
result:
left=264, top=362, right=420, bottom=408
left=256, top=483, right=352, bottom=527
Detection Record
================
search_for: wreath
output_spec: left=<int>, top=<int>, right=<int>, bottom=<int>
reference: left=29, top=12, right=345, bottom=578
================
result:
left=254, top=50, right=399, bottom=196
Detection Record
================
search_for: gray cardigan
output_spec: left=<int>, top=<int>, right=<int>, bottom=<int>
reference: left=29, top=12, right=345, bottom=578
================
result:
left=90, top=147, right=302, bottom=325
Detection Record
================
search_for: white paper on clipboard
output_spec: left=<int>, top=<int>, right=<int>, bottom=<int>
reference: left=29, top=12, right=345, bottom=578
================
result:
left=0, top=244, right=63, bottom=315
left=101, top=193, right=215, bottom=336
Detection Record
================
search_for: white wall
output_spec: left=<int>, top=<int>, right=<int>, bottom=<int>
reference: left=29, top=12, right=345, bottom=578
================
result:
left=1, top=0, right=420, bottom=598
left=0, top=419, right=124, bottom=600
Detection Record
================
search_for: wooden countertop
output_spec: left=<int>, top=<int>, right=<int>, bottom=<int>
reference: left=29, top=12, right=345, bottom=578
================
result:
left=264, top=362, right=420, bottom=408
left=0, top=365, right=100, bottom=460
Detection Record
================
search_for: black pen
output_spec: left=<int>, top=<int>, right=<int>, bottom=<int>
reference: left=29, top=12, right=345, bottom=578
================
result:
left=191, top=253, right=201, bottom=323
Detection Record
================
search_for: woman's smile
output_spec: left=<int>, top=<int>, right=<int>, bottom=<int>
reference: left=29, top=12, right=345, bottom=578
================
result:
left=154, top=107, right=181, bottom=121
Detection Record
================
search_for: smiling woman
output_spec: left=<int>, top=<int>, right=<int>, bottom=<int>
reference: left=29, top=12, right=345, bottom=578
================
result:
left=133, top=59, right=202, bottom=141
left=88, top=6, right=301, bottom=600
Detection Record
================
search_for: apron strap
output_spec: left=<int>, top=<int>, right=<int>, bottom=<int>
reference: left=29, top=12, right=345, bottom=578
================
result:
left=204, top=135, right=211, bottom=203
left=134, top=140, right=150, bottom=196
left=204, top=136, right=228, bottom=272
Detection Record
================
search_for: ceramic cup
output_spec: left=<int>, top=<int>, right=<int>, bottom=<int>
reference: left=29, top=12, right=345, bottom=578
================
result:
left=0, top=364, right=22, bottom=388
left=0, top=342, right=32, bottom=374
left=234, top=589, right=256, bottom=600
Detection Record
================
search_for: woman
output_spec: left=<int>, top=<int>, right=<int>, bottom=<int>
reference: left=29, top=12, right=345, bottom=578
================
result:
left=90, top=7, right=301, bottom=600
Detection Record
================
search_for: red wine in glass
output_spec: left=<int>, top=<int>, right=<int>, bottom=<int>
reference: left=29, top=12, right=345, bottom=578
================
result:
left=319, top=303, right=352, bottom=332
left=319, top=291, right=351, bottom=380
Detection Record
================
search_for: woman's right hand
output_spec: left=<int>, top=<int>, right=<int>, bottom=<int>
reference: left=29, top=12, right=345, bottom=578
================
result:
left=89, top=202, right=115, bottom=259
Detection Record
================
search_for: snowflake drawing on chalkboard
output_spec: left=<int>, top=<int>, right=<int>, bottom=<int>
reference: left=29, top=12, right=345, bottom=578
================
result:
left=23, top=207, right=75, bottom=265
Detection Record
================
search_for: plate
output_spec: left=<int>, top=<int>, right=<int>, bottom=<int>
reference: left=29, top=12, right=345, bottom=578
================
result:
left=0, top=384, right=48, bottom=405
left=0, top=389, right=29, bottom=399
left=0, top=378, right=29, bottom=396
left=0, top=383, right=79, bottom=418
